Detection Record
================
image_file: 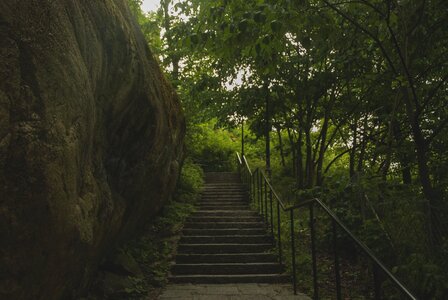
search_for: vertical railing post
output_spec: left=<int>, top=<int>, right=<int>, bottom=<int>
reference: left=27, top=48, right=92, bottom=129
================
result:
left=310, top=203, right=318, bottom=300
left=251, top=172, right=254, bottom=204
left=258, top=170, right=262, bottom=214
left=269, top=189, right=274, bottom=237
left=264, top=178, right=268, bottom=225
left=332, top=219, right=342, bottom=300
left=290, top=209, right=297, bottom=295
left=277, top=201, right=282, bottom=265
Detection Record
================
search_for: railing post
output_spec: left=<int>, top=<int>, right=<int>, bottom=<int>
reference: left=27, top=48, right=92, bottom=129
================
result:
left=277, top=201, right=282, bottom=264
left=332, top=219, right=342, bottom=300
left=264, top=178, right=268, bottom=225
left=270, top=189, right=274, bottom=238
left=257, top=171, right=261, bottom=214
left=290, top=209, right=297, bottom=295
left=251, top=172, right=254, bottom=204
left=309, top=204, right=318, bottom=300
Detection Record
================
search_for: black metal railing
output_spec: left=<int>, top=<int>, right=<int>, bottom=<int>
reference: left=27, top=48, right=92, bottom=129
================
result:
left=236, top=152, right=417, bottom=300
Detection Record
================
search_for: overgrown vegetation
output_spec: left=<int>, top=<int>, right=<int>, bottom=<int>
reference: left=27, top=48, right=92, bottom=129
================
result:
left=121, top=160, right=203, bottom=298
left=85, top=160, right=203, bottom=299
left=129, top=0, right=448, bottom=298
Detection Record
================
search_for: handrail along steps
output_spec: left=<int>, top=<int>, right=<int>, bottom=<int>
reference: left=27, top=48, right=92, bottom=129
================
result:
left=236, top=152, right=417, bottom=300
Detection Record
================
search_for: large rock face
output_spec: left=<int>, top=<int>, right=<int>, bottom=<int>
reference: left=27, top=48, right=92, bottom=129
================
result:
left=0, top=1, right=185, bottom=299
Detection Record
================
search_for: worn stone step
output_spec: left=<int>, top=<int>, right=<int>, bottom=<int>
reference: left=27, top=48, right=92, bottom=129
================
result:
left=202, top=191, right=246, bottom=195
left=199, top=205, right=250, bottom=210
left=193, top=211, right=258, bottom=217
left=203, top=189, right=245, bottom=192
left=182, top=228, right=266, bottom=236
left=187, top=217, right=261, bottom=223
left=203, top=186, right=246, bottom=189
left=175, top=253, right=278, bottom=264
left=199, top=199, right=247, bottom=203
left=198, top=201, right=248, bottom=205
left=201, top=186, right=248, bottom=195
left=169, top=274, right=290, bottom=284
left=202, top=190, right=246, bottom=193
left=180, top=235, right=272, bottom=244
left=205, top=172, right=240, bottom=180
left=177, top=243, right=272, bottom=254
left=201, top=197, right=247, bottom=201
left=183, top=222, right=263, bottom=229
left=201, top=195, right=246, bottom=198
left=171, top=263, right=283, bottom=275
left=203, top=184, right=245, bottom=188
left=200, top=200, right=247, bottom=204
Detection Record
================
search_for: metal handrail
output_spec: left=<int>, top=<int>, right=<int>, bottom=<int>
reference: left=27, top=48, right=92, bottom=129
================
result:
left=236, top=152, right=417, bottom=300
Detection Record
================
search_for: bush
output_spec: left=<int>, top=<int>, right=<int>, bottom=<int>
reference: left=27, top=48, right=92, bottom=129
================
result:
left=186, top=120, right=238, bottom=172
left=176, top=159, right=204, bottom=202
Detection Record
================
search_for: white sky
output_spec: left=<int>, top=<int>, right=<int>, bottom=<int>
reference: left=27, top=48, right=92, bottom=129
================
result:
left=141, top=0, right=160, bottom=12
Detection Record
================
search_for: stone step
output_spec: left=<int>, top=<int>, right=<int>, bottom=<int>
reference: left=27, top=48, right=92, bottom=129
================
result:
left=183, top=222, right=263, bottom=229
left=202, top=187, right=246, bottom=191
left=176, top=253, right=278, bottom=264
left=200, top=200, right=247, bottom=204
left=177, top=243, right=272, bottom=254
left=171, top=263, right=283, bottom=275
left=199, top=199, right=247, bottom=203
left=198, top=201, right=248, bottom=205
left=201, top=195, right=246, bottom=198
left=202, top=190, right=246, bottom=193
left=182, top=228, right=266, bottom=236
left=199, top=205, right=250, bottom=210
left=203, top=186, right=246, bottom=189
left=186, top=217, right=261, bottom=223
left=202, top=191, right=245, bottom=194
left=203, top=183, right=245, bottom=187
left=180, top=235, right=272, bottom=244
left=172, top=172, right=287, bottom=285
left=205, top=172, right=240, bottom=179
left=193, top=211, right=258, bottom=217
left=201, top=197, right=247, bottom=201
left=202, top=189, right=246, bottom=193
left=169, top=274, right=290, bottom=284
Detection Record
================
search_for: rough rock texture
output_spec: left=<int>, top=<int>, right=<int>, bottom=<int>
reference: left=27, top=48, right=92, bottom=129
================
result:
left=0, top=1, right=185, bottom=299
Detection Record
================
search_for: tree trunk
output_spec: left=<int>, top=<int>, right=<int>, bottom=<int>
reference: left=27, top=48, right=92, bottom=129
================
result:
left=276, top=125, right=286, bottom=167
left=287, top=127, right=297, bottom=176
left=349, top=120, right=357, bottom=179
left=316, top=107, right=330, bottom=186
left=297, top=128, right=304, bottom=189
left=305, top=127, right=314, bottom=188
left=392, top=120, right=412, bottom=184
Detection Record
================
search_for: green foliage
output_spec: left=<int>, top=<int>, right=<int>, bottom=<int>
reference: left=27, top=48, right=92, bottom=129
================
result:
left=114, top=160, right=203, bottom=297
left=393, top=254, right=448, bottom=299
left=186, top=120, right=238, bottom=172
left=175, top=159, right=204, bottom=202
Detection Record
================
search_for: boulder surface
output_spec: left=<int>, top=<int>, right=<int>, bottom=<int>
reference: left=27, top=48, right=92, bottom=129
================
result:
left=0, top=1, right=185, bottom=299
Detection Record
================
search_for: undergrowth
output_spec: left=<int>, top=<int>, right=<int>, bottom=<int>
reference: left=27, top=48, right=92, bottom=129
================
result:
left=117, top=159, right=203, bottom=299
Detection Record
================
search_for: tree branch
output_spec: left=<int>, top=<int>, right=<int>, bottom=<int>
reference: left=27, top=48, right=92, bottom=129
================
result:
left=320, top=0, right=399, bottom=76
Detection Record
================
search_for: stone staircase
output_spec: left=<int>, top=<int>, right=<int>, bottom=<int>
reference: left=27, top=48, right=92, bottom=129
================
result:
left=169, top=172, right=288, bottom=283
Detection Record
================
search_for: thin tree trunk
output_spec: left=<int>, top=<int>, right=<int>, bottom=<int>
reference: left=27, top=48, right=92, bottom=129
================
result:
left=297, top=128, right=304, bottom=189
left=316, top=109, right=330, bottom=186
left=276, top=125, right=286, bottom=167
left=350, top=120, right=357, bottom=179
left=287, top=127, right=296, bottom=176
left=392, top=121, right=412, bottom=184
left=305, top=128, right=313, bottom=188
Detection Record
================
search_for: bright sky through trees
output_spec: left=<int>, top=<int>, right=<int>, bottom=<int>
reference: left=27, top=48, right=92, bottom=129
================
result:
left=141, top=0, right=159, bottom=12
